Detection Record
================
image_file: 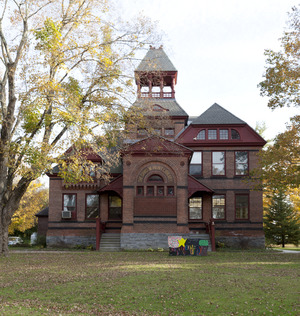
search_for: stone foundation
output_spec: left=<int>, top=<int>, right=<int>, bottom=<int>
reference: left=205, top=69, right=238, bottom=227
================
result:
left=121, top=233, right=195, bottom=250
left=216, top=236, right=265, bottom=249
left=47, top=236, right=96, bottom=248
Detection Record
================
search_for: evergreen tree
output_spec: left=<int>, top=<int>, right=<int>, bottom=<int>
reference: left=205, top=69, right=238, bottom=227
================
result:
left=264, top=189, right=300, bottom=247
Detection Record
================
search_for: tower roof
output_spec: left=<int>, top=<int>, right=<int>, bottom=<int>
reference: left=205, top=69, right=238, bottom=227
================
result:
left=136, top=46, right=177, bottom=72
left=133, top=98, right=188, bottom=117
left=192, top=103, right=246, bottom=125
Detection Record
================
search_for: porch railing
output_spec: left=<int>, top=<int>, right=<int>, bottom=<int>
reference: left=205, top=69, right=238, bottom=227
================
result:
left=140, top=91, right=175, bottom=98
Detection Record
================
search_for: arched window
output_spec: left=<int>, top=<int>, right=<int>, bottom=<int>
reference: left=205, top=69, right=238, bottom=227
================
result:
left=231, top=129, right=240, bottom=140
left=136, top=172, right=174, bottom=197
left=147, top=174, right=164, bottom=182
left=196, top=130, right=205, bottom=140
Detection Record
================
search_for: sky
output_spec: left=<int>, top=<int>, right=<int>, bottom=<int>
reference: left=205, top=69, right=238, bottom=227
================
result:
left=114, top=0, right=299, bottom=140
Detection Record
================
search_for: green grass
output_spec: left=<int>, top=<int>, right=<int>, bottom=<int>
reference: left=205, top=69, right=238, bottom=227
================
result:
left=0, top=251, right=299, bottom=315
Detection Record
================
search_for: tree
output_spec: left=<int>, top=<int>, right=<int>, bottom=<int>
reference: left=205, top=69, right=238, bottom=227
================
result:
left=0, top=0, right=158, bottom=256
left=258, top=5, right=299, bottom=109
left=9, top=181, right=48, bottom=235
left=254, top=6, right=300, bottom=192
left=264, top=188, right=300, bottom=247
left=254, top=116, right=300, bottom=191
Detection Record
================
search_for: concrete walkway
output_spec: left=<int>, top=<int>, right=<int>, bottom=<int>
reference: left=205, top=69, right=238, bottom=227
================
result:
left=274, top=249, right=300, bottom=254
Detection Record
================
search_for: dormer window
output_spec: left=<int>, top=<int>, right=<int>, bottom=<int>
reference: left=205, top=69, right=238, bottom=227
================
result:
left=153, top=104, right=166, bottom=111
left=196, top=130, right=205, bottom=140
left=208, top=129, right=217, bottom=140
left=231, top=129, right=240, bottom=140
left=194, top=128, right=241, bottom=141
left=220, top=129, right=229, bottom=140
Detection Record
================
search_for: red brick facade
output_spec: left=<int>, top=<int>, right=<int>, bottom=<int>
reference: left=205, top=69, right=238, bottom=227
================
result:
left=46, top=47, right=266, bottom=249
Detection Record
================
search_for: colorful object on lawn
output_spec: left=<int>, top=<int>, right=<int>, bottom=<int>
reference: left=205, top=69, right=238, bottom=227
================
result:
left=178, top=237, right=187, bottom=247
left=168, top=236, right=208, bottom=256
left=167, top=236, right=181, bottom=248
left=199, top=240, right=209, bottom=246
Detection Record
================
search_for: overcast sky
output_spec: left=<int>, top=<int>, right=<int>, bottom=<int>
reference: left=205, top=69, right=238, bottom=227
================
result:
left=114, top=0, right=299, bottom=140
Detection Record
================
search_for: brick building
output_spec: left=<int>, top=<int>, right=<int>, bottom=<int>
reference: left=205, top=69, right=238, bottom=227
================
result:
left=46, top=47, right=266, bottom=250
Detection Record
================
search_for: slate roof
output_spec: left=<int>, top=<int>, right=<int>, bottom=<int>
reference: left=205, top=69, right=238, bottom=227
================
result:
left=192, top=103, right=246, bottom=125
left=136, top=47, right=177, bottom=72
left=132, top=99, right=188, bottom=117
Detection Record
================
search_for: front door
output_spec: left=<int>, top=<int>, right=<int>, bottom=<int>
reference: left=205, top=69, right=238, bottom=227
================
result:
left=108, top=194, right=122, bottom=220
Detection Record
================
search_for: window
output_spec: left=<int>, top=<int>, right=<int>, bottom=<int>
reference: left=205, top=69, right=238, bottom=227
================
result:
left=147, top=186, right=154, bottom=196
left=153, top=104, right=164, bottom=111
left=86, top=194, right=99, bottom=219
left=235, top=151, right=248, bottom=175
left=157, top=186, right=164, bottom=196
left=189, top=197, right=202, bottom=219
left=219, top=129, right=228, bottom=140
left=148, top=174, right=163, bottom=182
left=137, top=186, right=144, bottom=196
left=165, top=128, right=175, bottom=137
left=212, top=195, right=225, bottom=219
left=189, top=152, right=202, bottom=175
left=231, top=129, right=240, bottom=140
left=63, top=194, right=76, bottom=212
left=167, top=186, right=174, bottom=196
left=196, top=130, right=205, bottom=140
left=63, top=194, right=76, bottom=219
left=109, top=195, right=122, bottom=220
left=208, top=129, right=217, bottom=140
left=235, top=194, right=249, bottom=219
left=212, top=151, right=225, bottom=176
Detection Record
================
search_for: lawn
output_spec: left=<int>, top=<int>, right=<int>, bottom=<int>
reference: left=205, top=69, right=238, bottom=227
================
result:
left=0, top=250, right=299, bottom=315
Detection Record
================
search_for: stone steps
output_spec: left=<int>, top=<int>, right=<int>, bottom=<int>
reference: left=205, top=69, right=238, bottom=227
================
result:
left=99, top=233, right=121, bottom=252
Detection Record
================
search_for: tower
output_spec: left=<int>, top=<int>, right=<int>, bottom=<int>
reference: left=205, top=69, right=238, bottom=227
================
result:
left=128, top=46, right=188, bottom=141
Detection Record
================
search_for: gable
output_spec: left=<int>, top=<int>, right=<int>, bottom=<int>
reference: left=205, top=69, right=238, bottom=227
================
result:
left=123, top=136, right=192, bottom=156
left=177, top=103, right=266, bottom=147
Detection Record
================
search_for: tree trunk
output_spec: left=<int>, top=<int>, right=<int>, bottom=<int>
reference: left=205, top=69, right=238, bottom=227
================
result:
left=282, top=235, right=285, bottom=248
left=0, top=178, right=32, bottom=256
left=0, top=214, right=9, bottom=256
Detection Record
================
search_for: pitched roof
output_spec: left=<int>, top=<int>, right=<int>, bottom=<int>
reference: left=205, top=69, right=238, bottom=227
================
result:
left=188, top=176, right=214, bottom=197
left=98, top=175, right=123, bottom=197
left=36, top=206, right=49, bottom=217
left=136, top=47, right=177, bottom=72
left=192, top=103, right=246, bottom=125
left=123, top=136, right=192, bottom=156
left=132, top=99, right=188, bottom=117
